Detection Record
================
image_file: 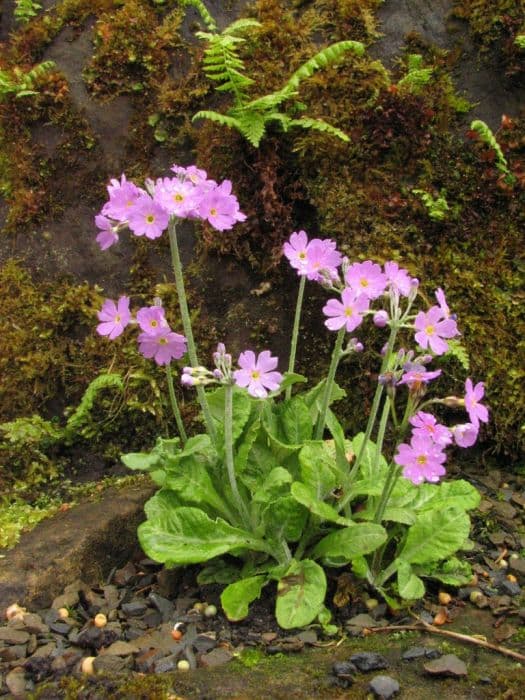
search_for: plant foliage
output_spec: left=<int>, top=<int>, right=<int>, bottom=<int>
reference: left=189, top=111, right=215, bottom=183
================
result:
left=0, top=61, right=55, bottom=100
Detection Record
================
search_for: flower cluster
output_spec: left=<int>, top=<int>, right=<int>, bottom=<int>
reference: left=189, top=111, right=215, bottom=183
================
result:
left=394, top=378, right=489, bottom=484
left=283, top=230, right=342, bottom=283
left=181, top=344, right=283, bottom=399
left=97, top=298, right=187, bottom=366
left=95, top=165, right=246, bottom=250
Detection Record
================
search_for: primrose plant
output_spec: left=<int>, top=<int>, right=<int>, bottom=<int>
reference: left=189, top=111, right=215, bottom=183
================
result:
left=94, top=165, right=486, bottom=629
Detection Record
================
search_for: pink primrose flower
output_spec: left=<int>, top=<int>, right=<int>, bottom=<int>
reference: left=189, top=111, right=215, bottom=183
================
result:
left=464, top=378, right=489, bottom=427
left=138, top=328, right=187, bottom=366
left=451, top=423, right=479, bottom=448
left=233, top=350, right=283, bottom=398
left=409, top=411, right=453, bottom=447
left=153, top=177, right=203, bottom=218
left=345, top=261, right=387, bottom=300
left=97, top=297, right=131, bottom=340
left=373, top=310, right=389, bottom=328
left=384, top=261, right=412, bottom=297
left=102, top=175, right=144, bottom=222
left=283, top=230, right=310, bottom=275
left=398, top=363, right=442, bottom=388
left=136, top=306, right=169, bottom=335
left=127, top=194, right=169, bottom=239
left=95, top=214, right=119, bottom=250
left=435, top=287, right=452, bottom=318
left=414, top=305, right=459, bottom=355
left=171, top=164, right=208, bottom=185
left=198, top=180, right=246, bottom=231
left=395, top=434, right=447, bottom=485
left=304, top=239, right=342, bottom=282
left=323, top=288, right=370, bottom=332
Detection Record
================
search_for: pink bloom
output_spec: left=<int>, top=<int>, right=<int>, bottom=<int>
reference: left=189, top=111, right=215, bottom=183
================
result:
left=138, top=328, right=187, bottom=366
left=102, top=174, right=144, bottom=222
left=451, top=423, right=479, bottom=448
left=127, top=194, right=169, bottom=239
left=97, top=297, right=131, bottom=339
left=345, top=261, right=387, bottom=300
left=435, top=287, right=452, bottom=318
left=153, top=177, right=202, bottom=218
left=323, top=288, right=369, bottom=332
left=410, top=411, right=452, bottom=447
left=136, top=306, right=169, bottom=335
left=395, top=434, right=447, bottom=485
left=95, top=214, right=119, bottom=250
left=384, top=261, right=412, bottom=297
left=398, top=363, right=442, bottom=388
left=233, top=350, right=283, bottom=398
left=171, top=164, right=208, bottom=185
left=198, top=180, right=246, bottom=231
left=414, top=305, right=459, bottom=355
left=283, top=230, right=310, bottom=275
left=304, top=239, right=342, bottom=282
left=464, top=378, right=489, bottom=427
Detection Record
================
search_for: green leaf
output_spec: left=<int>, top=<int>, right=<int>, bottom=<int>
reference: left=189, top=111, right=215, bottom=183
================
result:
left=351, top=433, right=388, bottom=480
left=284, top=41, right=365, bottom=91
left=138, top=501, right=269, bottom=564
left=419, top=557, right=473, bottom=586
left=418, top=480, right=481, bottom=513
left=397, top=507, right=471, bottom=565
left=221, top=575, right=266, bottom=621
left=302, top=379, right=346, bottom=421
left=121, top=451, right=161, bottom=471
left=312, top=523, right=387, bottom=564
left=280, top=397, right=312, bottom=444
left=192, top=110, right=241, bottom=130
left=262, top=496, right=308, bottom=542
left=275, top=559, right=327, bottom=629
left=165, top=461, right=233, bottom=520
left=397, top=561, right=425, bottom=599
left=253, top=467, right=292, bottom=503
left=278, top=372, right=307, bottom=391
left=207, top=386, right=252, bottom=444
left=290, top=482, right=352, bottom=526
left=298, top=442, right=337, bottom=498
left=289, top=117, right=349, bottom=142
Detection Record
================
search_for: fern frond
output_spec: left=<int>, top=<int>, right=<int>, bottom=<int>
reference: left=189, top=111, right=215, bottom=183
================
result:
left=288, top=117, right=350, bottom=142
left=178, top=0, right=217, bottom=31
left=14, top=0, right=42, bottom=25
left=397, top=54, right=433, bottom=93
left=192, top=110, right=241, bottom=130
left=236, top=110, right=268, bottom=147
left=515, top=35, right=525, bottom=49
left=64, top=373, right=123, bottom=438
left=445, top=339, right=470, bottom=371
left=222, top=18, right=261, bottom=36
left=284, top=40, right=365, bottom=92
left=197, top=31, right=254, bottom=104
left=470, top=119, right=511, bottom=177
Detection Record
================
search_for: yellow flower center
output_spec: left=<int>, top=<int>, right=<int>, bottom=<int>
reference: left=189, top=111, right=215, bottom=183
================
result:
left=251, top=370, right=260, bottom=380
left=159, top=337, right=167, bottom=345
left=298, top=251, right=307, bottom=259
left=416, top=455, right=427, bottom=465
left=174, top=194, right=184, bottom=202
left=146, top=214, right=155, bottom=224
left=344, top=307, right=354, bottom=317
left=360, top=278, right=369, bottom=287
left=150, top=320, right=158, bottom=328
left=425, top=324, right=435, bottom=336
left=115, top=314, right=121, bottom=322
left=210, top=207, right=218, bottom=216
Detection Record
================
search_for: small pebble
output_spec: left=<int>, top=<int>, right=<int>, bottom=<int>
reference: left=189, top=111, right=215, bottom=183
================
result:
left=369, top=674, right=400, bottom=699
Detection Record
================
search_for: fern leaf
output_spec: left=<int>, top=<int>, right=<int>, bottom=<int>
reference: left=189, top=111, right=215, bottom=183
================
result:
left=222, top=18, right=261, bottom=36
left=470, top=119, right=511, bottom=177
left=179, top=0, right=217, bottom=31
left=64, top=373, right=124, bottom=438
left=236, top=110, right=267, bottom=147
left=515, top=35, right=525, bottom=49
left=288, top=117, right=350, bottom=142
left=445, top=339, right=470, bottom=371
left=284, top=40, right=365, bottom=92
left=192, top=110, right=241, bottom=130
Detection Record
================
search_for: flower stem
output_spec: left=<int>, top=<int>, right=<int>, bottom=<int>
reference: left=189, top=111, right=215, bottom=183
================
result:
left=165, top=364, right=187, bottom=444
left=224, top=383, right=251, bottom=527
left=314, top=327, right=346, bottom=440
left=286, top=275, right=306, bottom=401
left=167, top=218, right=217, bottom=444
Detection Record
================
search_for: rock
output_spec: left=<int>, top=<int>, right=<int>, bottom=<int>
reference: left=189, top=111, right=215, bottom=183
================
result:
left=23, top=655, right=53, bottom=683
left=492, top=501, right=517, bottom=520
left=49, top=621, right=72, bottom=635
left=493, top=623, right=517, bottom=642
left=156, top=568, right=180, bottom=598
left=345, top=613, right=380, bottom=629
left=135, top=648, right=165, bottom=673
left=27, top=642, right=56, bottom=659
left=76, top=626, right=119, bottom=650
left=509, top=557, right=525, bottom=576
left=18, top=613, right=48, bottom=636
left=5, top=667, right=27, bottom=697
left=121, top=601, right=148, bottom=617
left=0, top=485, right=154, bottom=609
left=148, top=592, right=174, bottom=623
left=50, top=649, right=83, bottom=673
left=99, top=640, right=138, bottom=656
left=0, top=644, right=27, bottom=661
left=113, top=562, right=137, bottom=586
left=143, top=610, right=163, bottom=628
left=51, top=590, right=79, bottom=611
left=424, top=654, right=467, bottom=677
left=92, top=654, right=133, bottom=673
left=199, top=647, right=234, bottom=668
left=402, top=646, right=427, bottom=660
left=192, top=634, right=217, bottom=654
left=498, top=579, right=521, bottom=596
left=297, top=630, right=318, bottom=645
left=0, top=627, right=30, bottom=645
left=369, top=675, right=400, bottom=699
left=332, top=660, right=357, bottom=686
left=350, top=652, right=389, bottom=672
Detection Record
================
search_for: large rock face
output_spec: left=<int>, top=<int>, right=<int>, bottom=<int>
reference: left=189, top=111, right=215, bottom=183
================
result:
left=0, top=484, right=154, bottom=608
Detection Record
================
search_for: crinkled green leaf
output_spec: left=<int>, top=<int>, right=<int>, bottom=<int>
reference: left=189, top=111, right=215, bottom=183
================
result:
left=262, top=496, right=308, bottom=542
left=253, top=467, right=292, bottom=503
left=397, top=561, right=425, bottom=599
left=290, top=482, right=352, bottom=526
left=280, top=397, right=312, bottom=445
left=312, top=522, right=387, bottom=563
left=298, top=442, right=337, bottom=499
left=397, top=507, right=471, bottom=565
left=276, top=559, right=326, bottom=629
left=221, top=575, right=266, bottom=621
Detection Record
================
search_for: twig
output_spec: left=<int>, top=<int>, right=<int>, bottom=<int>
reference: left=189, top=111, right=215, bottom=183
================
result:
left=367, top=620, right=525, bottom=662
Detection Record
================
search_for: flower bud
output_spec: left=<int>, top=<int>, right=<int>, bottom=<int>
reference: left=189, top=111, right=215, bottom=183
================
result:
left=442, top=396, right=464, bottom=408
left=373, top=310, right=389, bottom=328
left=408, top=278, right=419, bottom=303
